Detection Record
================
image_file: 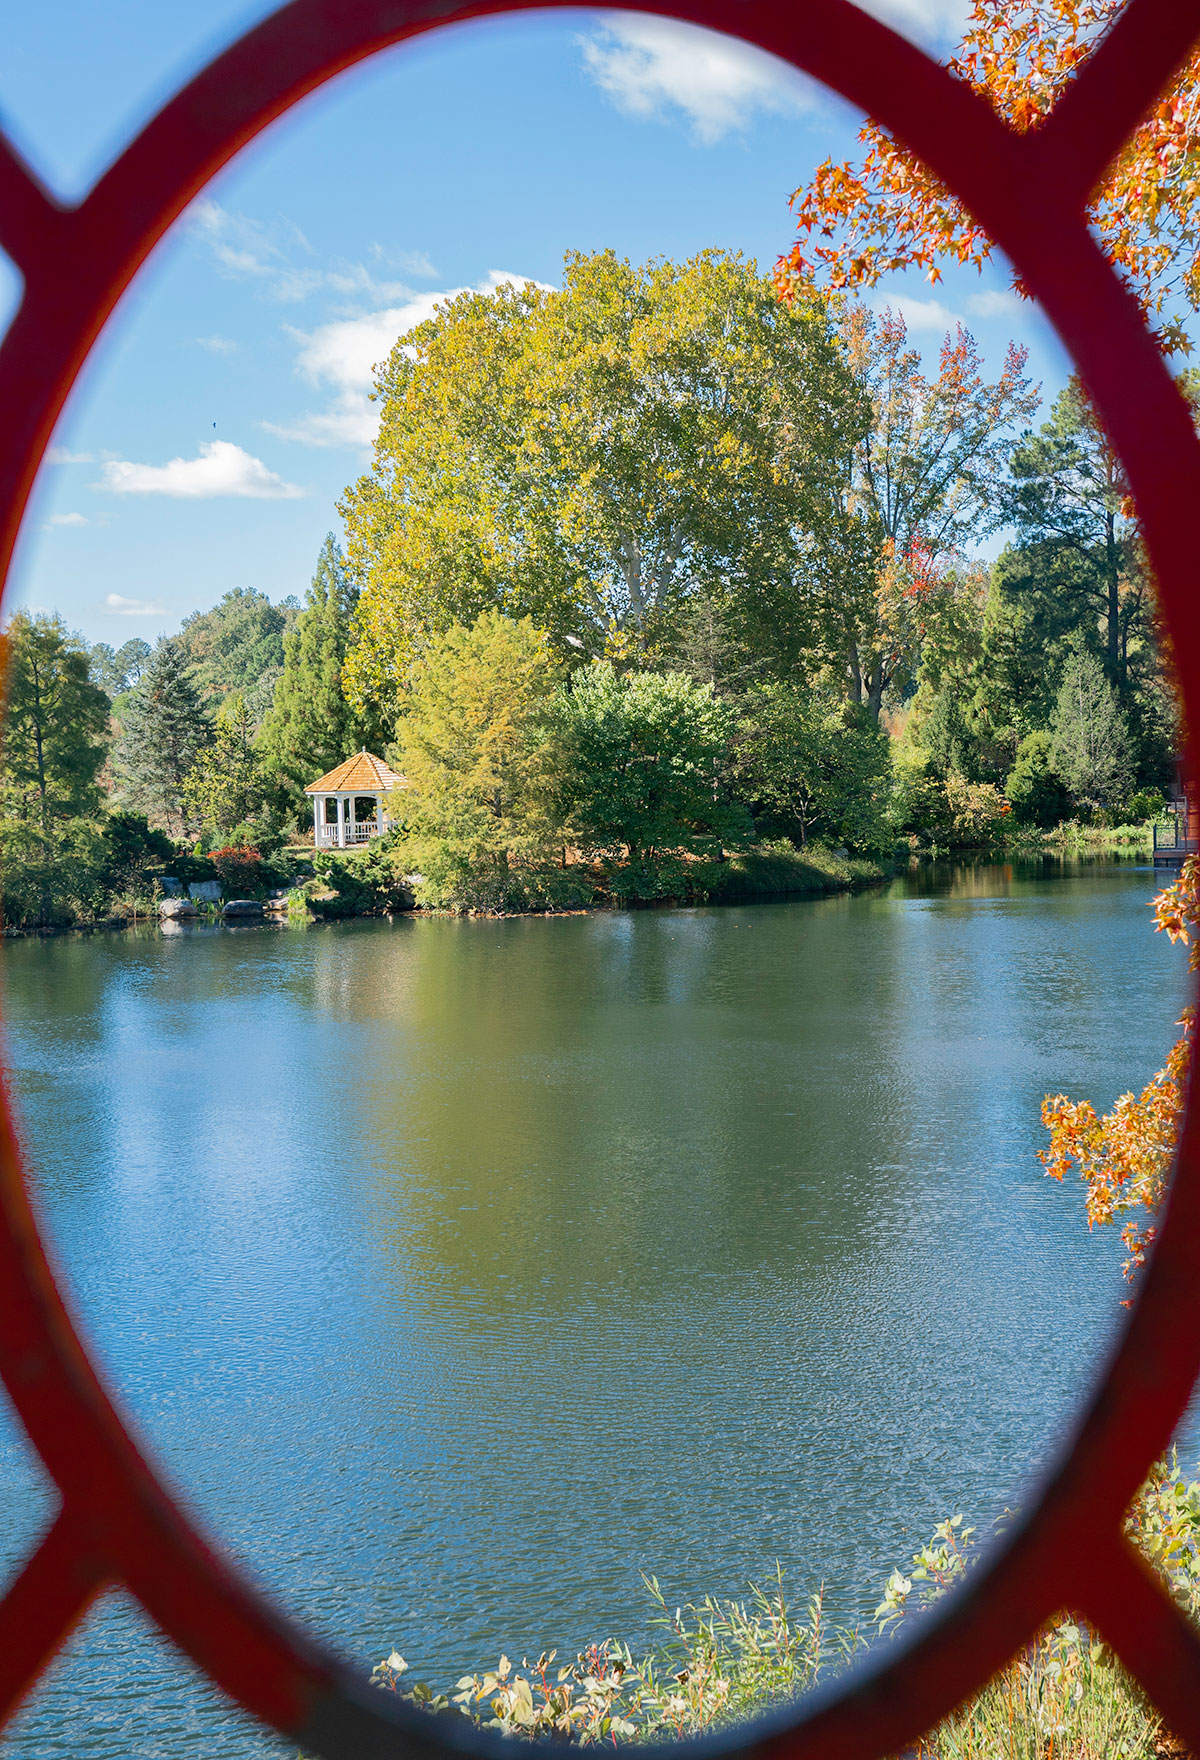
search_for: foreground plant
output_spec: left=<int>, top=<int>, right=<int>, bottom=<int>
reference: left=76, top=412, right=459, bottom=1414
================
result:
left=359, top=1455, right=1199, bottom=1755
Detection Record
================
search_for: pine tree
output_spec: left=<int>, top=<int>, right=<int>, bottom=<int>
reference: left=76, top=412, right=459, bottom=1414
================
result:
left=1049, top=645, right=1134, bottom=818
left=257, top=534, right=368, bottom=794
left=115, top=637, right=209, bottom=836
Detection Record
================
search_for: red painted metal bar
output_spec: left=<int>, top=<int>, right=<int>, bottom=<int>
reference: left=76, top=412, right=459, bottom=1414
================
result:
left=2, top=2, right=1200, bottom=1756
left=0, top=1509, right=109, bottom=1726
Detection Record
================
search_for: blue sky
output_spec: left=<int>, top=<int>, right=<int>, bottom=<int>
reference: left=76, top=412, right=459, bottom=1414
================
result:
left=3, top=0, right=1072, bottom=645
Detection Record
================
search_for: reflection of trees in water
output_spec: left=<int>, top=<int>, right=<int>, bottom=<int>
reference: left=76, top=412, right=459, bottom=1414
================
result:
left=334, top=903, right=920, bottom=1337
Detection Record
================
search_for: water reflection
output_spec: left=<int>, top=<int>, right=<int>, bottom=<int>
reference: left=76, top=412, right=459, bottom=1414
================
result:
left=0, top=863, right=1189, bottom=1758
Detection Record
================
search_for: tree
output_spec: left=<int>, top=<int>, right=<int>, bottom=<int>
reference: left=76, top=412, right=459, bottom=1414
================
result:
left=554, top=662, right=748, bottom=891
left=341, top=249, right=865, bottom=705
left=397, top=611, right=565, bottom=910
left=1005, top=378, right=1148, bottom=682
left=175, top=586, right=300, bottom=718
left=89, top=636, right=150, bottom=698
left=776, top=0, right=1200, bottom=355
left=257, top=534, right=372, bottom=793
left=809, top=305, right=1038, bottom=720
left=1049, top=644, right=1134, bottom=816
left=183, top=694, right=269, bottom=844
left=115, top=638, right=209, bottom=836
left=734, top=682, right=892, bottom=850
left=0, top=612, right=110, bottom=922
left=2, top=613, right=109, bottom=827
left=1004, top=730, right=1072, bottom=828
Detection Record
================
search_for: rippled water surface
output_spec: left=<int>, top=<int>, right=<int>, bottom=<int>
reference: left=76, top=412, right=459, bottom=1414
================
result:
left=0, top=862, right=1190, bottom=1757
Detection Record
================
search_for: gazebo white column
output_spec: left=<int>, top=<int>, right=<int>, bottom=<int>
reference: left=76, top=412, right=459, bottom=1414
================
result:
left=336, top=795, right=347, bottom=848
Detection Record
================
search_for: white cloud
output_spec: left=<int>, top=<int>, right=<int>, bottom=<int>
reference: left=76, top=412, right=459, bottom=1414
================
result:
left=106, top=593, right=166, bottom=617
left=875, top=292, right=962, bottom=332
left=579, top=15, right=817, bottom=144
left=187, top=201, right=434, bottom=304
left=967, top=288, right=1026, bottom=320
left=48, top=511, right=88, bottom=527
left=97, top=440, right=305, bottom=500
left=851, top=0, right=970, bottom=52
left=45, top=446, right=92, bottom=465
left=269, top=271, right=553, bottom=449
left=195, top=334, right=239, bottom=354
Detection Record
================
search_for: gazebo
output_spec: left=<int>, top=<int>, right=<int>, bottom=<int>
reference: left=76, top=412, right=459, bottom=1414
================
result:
left=304, top=750, right=408, bottom=849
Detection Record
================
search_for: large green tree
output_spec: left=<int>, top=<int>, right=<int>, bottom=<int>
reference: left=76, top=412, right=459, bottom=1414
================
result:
left=554, top=662, right=747, bottom=887
left=115, top=638, right=209, bottom=836
left=0, top=613, right=110, bottom=922
left=734, top=681, right=891, bottom=851
left=1004, top=378, right=1148, bottom=684
left=257, top=534, right=371, bottom=792
left=175, top=586, right=300, bottom=720
left=819, top=306, right=1039, bottom=721
left=397, top=611, right=565, bottom=910
left=341, top=249, right=865, bottom=708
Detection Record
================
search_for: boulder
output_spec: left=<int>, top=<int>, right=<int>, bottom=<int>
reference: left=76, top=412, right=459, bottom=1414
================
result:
left=160, top=877, right=183, bottom=897
left=222, top=899, right=264, bottom=919
left=159, top=897, right=196, bottom=919
left=188, top=880, right=223, bottom=903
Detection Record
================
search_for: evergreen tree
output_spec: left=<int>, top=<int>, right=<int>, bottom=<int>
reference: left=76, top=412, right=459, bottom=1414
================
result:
left=257, top=535, right=368, bottom=793
left=1049, top=645, right=1134, bottom=818
left=115, top=637, right=209, bottom=836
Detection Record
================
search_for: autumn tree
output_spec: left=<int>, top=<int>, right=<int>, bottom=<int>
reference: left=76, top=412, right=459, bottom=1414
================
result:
left=115, top=638, right=209, bottom=837
left=776, top=0, right=1200, bottom=355
left=341, top=249, right=866, bottom=707
left=810, top=306, right=1038, bottom=720
left=396, top=611, right=566, bottom=911
left=257, top=534, right=375, bottom=796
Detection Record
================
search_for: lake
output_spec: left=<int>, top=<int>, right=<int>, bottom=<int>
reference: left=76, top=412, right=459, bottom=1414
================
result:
left=0, top=861, right=1191, bottom=1757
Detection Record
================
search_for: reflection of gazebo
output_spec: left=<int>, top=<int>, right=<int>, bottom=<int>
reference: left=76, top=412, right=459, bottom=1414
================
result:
left=305, top=751, right=408, bottom=849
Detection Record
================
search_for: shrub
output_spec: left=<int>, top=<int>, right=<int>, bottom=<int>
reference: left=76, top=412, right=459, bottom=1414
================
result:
left=1005, top=730, right=1072, bottom=828
left=209, top=844, right=263, bottom=896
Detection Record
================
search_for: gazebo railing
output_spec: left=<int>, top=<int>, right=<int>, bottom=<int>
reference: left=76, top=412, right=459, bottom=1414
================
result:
left=315, top=820, right=388, bottom=848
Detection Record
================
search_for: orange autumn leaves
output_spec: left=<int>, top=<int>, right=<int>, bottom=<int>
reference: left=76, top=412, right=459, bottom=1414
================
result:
left=776, top=0, right=1200, bottom=355
left=1041, top=857, right=1198, bottom=1291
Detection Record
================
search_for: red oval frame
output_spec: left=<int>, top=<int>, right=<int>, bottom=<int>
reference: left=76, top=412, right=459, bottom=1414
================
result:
left=3, top=2, right=1200, bottom=1755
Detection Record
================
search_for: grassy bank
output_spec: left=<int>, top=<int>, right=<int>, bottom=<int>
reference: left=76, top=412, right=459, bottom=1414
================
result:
left=305, top=838, right=888, bottom=919
left=342, top=1455, right=1200, bottom=1758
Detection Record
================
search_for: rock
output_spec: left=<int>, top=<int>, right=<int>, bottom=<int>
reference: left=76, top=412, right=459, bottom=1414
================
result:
left=161, top=877, right=183, bottom=897
left=188, top=880, right=223, bottom=903
left=222, top=899, right=264, bottom=918
left=159, top=897, right=196, bottom=919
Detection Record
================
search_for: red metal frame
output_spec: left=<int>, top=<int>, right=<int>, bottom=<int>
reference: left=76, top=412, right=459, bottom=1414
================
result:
left=2, top=1, right=1200, bottom=1754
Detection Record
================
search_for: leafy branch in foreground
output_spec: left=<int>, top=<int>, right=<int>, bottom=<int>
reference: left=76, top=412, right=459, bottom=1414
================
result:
left=1042, top=855, right=1198, bottom=1291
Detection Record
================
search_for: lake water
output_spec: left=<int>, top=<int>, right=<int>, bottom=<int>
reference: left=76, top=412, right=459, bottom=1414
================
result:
left=0, top=861, right=1191, bottom=1757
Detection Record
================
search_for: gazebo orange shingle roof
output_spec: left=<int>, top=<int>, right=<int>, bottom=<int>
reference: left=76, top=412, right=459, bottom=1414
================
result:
left=304, top=750, right=408, bottom=795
